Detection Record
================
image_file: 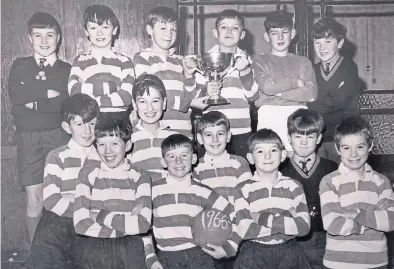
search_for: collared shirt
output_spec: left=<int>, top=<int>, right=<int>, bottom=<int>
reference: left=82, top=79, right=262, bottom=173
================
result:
left=34, top=52, right=57, bottom=67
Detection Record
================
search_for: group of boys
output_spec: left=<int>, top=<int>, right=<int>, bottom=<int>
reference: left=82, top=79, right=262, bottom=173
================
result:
left=7, top=3, right=393, bottom=269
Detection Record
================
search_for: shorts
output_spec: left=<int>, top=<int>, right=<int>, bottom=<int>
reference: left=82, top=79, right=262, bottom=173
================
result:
left=16, top=128, right=69, bottom=186
left=158, top=246, right=216, bottom=269
left=257, top=105, right=307, bottom=151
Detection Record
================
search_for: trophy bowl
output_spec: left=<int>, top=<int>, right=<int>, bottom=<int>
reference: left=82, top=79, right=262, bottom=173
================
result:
left=196, top=52, right=233, bottom=106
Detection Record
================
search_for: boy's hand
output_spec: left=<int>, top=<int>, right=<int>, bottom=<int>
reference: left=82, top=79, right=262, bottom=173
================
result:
left=183, top=56, right=197, bottom=78
left=377, top=198, right=394, bottom=210
left=297, top=79, right=305, bottom=88
left=190, top=96, right=209, bottom=110
left=233, top=54, right=250, bottom=73
left=207, top=81, right=222, bottom=96
left=250, top=212, right=260, bottom=223
left=90, top=211, right=99, bottom=221
left=343, top=209, right=360, bottom=219
left=131, top=204, right=143, bottom=215
left=47, top=89, right=60, bottom=98
left=288, top=207, right=297, bottom=217
left=202, top=244, right=227, bottom=259
left=24, top=102, right=34, bottom=109
left=151, top=261, right=164, bottom=269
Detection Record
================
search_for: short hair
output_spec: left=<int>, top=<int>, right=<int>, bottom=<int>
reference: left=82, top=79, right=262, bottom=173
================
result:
left=287, top=109, right=324, bottom=135
left=334, top=116, right=373, bottom=148
left=248, top=129, right=284, bottom=153
left=83, top=5, right=120, bottom=36
left=161, top=134, right=194, bottom=157
left=264, top=10, right=294, bottom=32
left=312, top=18, right=347, bottom=41
left=146, top=6, right=178, bottom=27
left=95, top=118, right=132, bottom=143
left=195, top=111, right=230, bottom=134
left=28, top=12, right=61, bottom=36
left=61, top=94, right=99, bottom=124
left=215, top=9, right=245, bottom=29
left=132, top=74, right=167, bottom=101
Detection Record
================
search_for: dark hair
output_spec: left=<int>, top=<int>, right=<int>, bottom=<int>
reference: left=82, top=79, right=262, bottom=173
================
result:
left=95, top=118, right=132, bottom=143
left=264, top=10, right=293, bottom=32
left=287, top=109, right=324, bottom=135
left=61, top=94, right=99, bottom=124
left=334, top=116, right=373, bottom=148
left=312, top=18, right=347, bottom=41
left=83, top=5, right=120, bottom=37
left=215, top=9, right=245, bottom=29
left=133, top=74, right=167, bottom=101
left=146, top=6, right=178, bottom=27
left=196, top=111, right=230, bottom=134
left=248, top=129, right=284, bottom=153
left=161, top=134, right=194, bottom=157
left=28, top=12, right=61, bottom=36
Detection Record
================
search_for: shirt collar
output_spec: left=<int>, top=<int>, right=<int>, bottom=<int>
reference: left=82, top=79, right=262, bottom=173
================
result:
left=135, top=120, right=170, bottom=133
left=34, top=53, right=57, bottom=67
left=68, top=139, right=94, bottom=156
left=338, top=162, right=373, bottom=176
left=88, top=47, right=116, bottom=58
left=203, top=151, right=230, bottom=164
left=166, top=173, right=192, bottom=186
left=100, top=158, right=131, bottom=171
left=208, top=45, right=244, bottom=55
left=143, top=47, right=177, bottom=57
left=251, top=171, right=284, bottom=186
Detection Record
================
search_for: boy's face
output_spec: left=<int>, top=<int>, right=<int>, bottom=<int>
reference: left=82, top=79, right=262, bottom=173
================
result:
left=62, top=115, right=97, bottom=147
left=161, top=146, right=197, bottom=179
left=132, top=87, right=166, bottom=125
left=264, top=27, right=295, bottom=53
left=336, top=134, right=372, bottom=173
left=288, top=133, right=322, bottom=158
left=197, top=125, right=231, bottom=156
left=313, top=37, right=344, bottom=64
left=29, top=28, right=59, bottom=57
left=212, top=18, right=245, bottom=49
left=96, top=135, right=132, bottom=169
left=247, top=142, right=286, bottom=173
left=85, top=21, right=118, bottom=50
left=147, top=21, right=177, bottom=52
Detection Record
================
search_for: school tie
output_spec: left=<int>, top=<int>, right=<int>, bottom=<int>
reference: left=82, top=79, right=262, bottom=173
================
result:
left=324, top=62, right=330, bottom=75
left=39, top=58, right=46, bottom=68
left=299, top=158, right=311, bottom=175
left=36, top=58, right=47, bottom=80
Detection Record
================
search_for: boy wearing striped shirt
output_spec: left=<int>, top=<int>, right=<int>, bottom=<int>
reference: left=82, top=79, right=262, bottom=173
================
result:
left=319, top=116, right=394, bottom=269
left=27, top=94, right=99, bottom=269
left=127, top=74, right=177, bottom=183
left=68, top=5, right=135, bottom=123
left=234, top=129, right=312, bottom=269
left=72, top=119, right=152, bottom=269
left=150, top=134, right=241, bottom=269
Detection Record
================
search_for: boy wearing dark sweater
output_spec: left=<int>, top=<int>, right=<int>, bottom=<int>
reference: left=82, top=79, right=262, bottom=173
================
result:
left=281, top=109, right=337, bottom=269
left=308, top=18, right=362, bottom=164
left=8, top=12, right=71, bottom=243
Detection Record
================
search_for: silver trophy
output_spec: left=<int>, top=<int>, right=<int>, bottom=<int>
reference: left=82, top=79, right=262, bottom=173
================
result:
left=196, top=52, right=234, bottom=106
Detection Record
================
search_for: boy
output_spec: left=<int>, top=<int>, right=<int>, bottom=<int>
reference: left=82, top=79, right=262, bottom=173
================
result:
left=72, top=119, right=152, bottom=269
left=193, top=9, right=259, bottom=158
left=281, top=109, right=338, bottom=269
left=253, top=10, right=317, bottom=154
left=319, top=116, right=394, bottom=269
left=8, top=12, right=71, bottom=243
left=234, top=129, right=311, bottom=269
left=26, top=94, right=99, bottom=269
left=68, top=5, right=135, bottom=122
left=308, top=18, right=362, bottom=164
left=194, top=111, right=252, bottom=268
left=127, top=73, right=177, bottom=183
left=133, top=6, right=205, bottom=138
left=150, top=134, right=241, bottom=269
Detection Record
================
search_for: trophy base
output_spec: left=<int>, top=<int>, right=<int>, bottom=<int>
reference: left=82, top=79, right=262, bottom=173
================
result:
left=204, top=96, right=230, bottom=106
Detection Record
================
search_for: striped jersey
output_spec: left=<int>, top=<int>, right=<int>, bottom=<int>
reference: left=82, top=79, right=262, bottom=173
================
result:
left=151, top=174, right=241, bottom=257
left=43, top=139, right=95, bottom=218
left=319, top=163, right=394, bottom=269
left=133, top=48, right=196, bottom=137
left=194, top=152, right=252, bottom=205
left=73, top=152, right=152, bottom=238
left=195, top=46, right=259, bottom=135
left=68, top=49, right=135, bottom=112
left=127, top=121, right=176, bottom=182
left=235, top=172, right=310, bottom=244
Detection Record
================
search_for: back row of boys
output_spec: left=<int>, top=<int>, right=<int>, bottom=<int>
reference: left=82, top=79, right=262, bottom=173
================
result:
left=8, top=3, right=392, bottom=269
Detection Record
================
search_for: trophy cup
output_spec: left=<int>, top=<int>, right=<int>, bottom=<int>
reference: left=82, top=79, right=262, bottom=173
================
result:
left=196, top=52, right=234, bottom=106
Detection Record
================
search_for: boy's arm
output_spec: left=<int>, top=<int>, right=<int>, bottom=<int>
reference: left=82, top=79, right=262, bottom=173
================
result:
left=94, top=172, right=152, bottom=235
left=236, top=157, right=253, bottom=183
left=142, top=234, right=160, bottom=269
left=42, top=152, right=73, bottom=218
left=353, top=175, right=394, bottom=232
left=319, top=175, right=366, bottom=236
left=238, top=60, right=260, bottom=102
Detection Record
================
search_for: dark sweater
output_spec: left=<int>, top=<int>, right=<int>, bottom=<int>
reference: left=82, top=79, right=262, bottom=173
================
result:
left=307, top=57, right=361, bottom=142
left=8, top=56, right=71, bottom=132
left=280, top=156, right=338, bottom=232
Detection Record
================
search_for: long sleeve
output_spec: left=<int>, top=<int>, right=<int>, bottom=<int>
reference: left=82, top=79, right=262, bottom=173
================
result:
left=95, top=172, right=152, bottom=235
left=319, top=175, right=366, bottom=236
left=239, top=67, right=260, bottom=102
left=43, top=152, right=73, bottom=218
left=142, top=234, right=159, bottom=269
